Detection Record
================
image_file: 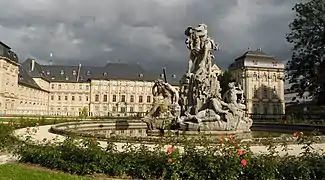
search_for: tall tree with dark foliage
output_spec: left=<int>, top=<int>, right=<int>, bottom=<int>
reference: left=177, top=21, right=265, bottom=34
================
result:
left=286, top=0, right=325, bottom=104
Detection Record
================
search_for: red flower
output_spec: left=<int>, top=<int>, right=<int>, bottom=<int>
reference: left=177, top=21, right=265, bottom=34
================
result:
left=241, top=159, right=247, bottom=167
left=167, top=145, right=175, bottom=154
left=293, top=132, right=299, bottom=137
left=218, top=136, right=223, bottom=143
left=293, top=131, right=304, bottom=137
left=237, top=149, right=243, bottom=156
left=229, top=135, right=234, bottom=140
left=167, top=158, right=173, bottom=163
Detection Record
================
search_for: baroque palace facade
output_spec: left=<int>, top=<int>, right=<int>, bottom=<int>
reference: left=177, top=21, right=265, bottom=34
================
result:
left=0, top=41, right=284, bottom=117
left=228, top=49, right=285, bottom=117
left=0, top=41, right=180, bottom=117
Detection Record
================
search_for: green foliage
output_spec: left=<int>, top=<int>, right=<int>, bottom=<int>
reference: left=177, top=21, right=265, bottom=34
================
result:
left=80, top=107, right=88, bottom=118
left=286, top=0, right=325, bottom=104
left=0, top=163, right=89, bottom=180
left=13, top=132, right=325, bottom=180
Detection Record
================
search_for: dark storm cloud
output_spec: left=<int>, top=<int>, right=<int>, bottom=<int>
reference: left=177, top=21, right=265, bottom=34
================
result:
left=0, top=0, right=299, bottom=74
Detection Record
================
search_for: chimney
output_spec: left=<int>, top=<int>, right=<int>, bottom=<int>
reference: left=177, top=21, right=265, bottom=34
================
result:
left=76, top=63, right=82, bottom=82
left=31, top=59, right=35, bottom=71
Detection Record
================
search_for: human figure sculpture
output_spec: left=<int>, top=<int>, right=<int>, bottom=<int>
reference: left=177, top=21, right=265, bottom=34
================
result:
left=142, top=79, right=179, bottom=130
left=184, top=24, right=219, bottom=76
left=143, top=24, right=252, bottom=133
left=223, top=82, right=246, bottom=110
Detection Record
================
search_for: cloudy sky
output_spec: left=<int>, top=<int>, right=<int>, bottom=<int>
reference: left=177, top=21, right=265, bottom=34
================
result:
left=0, top=0, right=300, bottom=73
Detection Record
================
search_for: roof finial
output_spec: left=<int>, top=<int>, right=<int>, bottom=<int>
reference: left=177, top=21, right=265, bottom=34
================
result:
left=247, top=46, right=251, bottom=50
left=257, top=47, right=262, bottom=51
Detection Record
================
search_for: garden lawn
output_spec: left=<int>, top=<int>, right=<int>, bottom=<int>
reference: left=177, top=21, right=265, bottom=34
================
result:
left=0, top=163, right=90, bottom=180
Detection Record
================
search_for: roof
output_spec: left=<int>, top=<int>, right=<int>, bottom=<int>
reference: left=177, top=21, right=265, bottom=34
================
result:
left=18, top=68, right=49, bottom=92
left=20, top=59, right=181, bottom=84
left=235, top=50, right=275, bottom=61
left=0, top=41, right=11, bottom=49
left=0, top=41, right=19, bottom=63
left=228, top=49, right=283, bottom=70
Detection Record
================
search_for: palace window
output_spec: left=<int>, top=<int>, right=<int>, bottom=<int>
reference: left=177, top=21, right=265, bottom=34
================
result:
left=272, top=86, right=277, bottom=98
left=263, top=104, right=268, bottom=114
left=121, top=95, right=126, bottom=102
left=95, top=94, right=99, bottom=102
left=72, top=96, right=75, bottom=101
left=103, top=95, right=108, bottom=102
left=58, top=96, right=61, bottom=101
left=273, top=105, right=278, bottom=114
left=51, top=95, right=54, bottom=100
left=139, top=96, right=143, bottom=103
left=253, top=73, right=258, bottom=81
left=272, top=73, right=277, bottom=81
left=253, top=85, right=258, bottom=98
left=65, top=96, right=68, bottom=100
left=130, top=95, right=134, bottom=103
left=263, top=87, right=268, bottom=99
left=86, top=96, right=89, bottom=101
left=79, top=96, right=82, bottom=101
left=112, top=95, right=117, bottom=102
left=147, top=96, right=151, bottom=103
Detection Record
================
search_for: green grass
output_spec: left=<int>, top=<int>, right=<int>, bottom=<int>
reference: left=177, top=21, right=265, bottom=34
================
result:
left=0, top=164, right=90, bottom=180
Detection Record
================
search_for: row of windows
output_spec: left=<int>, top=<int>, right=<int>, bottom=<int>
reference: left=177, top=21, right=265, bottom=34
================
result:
left=50, top=94, right=152, bottom=103
left=253, top=104, right=282, bottom=115
left=94, top=94, right=151, bottom=103
left=50, top=106, right=138, bottom=113
left=19, top=101, right=47, bottom=106
left=51, top=95, right=89, bottom=101
left=252, top=73, right=279, bottom=82
left=50, top=83, right=149, bottom=92
left=51, top=84, right=90, bottom=90
left=253, top=86, right=278, bottom=99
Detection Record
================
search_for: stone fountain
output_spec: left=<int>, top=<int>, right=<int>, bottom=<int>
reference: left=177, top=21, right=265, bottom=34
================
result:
left=142, top=24, right=253, bottom=135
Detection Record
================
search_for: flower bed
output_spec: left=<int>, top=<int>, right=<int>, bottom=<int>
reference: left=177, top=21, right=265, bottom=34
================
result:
left=13, top=130, right=325, bottom=180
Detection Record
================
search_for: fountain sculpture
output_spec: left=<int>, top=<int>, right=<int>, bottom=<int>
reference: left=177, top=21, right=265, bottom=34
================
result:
left=142, top=24, right=253, bottom=133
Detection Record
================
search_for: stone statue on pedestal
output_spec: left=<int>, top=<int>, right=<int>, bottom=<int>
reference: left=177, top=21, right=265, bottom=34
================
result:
left=143, top=24, right=252, bottom=133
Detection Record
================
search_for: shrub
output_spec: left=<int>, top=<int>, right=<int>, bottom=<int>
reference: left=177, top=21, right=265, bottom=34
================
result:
left=13, top=131, right=325, bottom=180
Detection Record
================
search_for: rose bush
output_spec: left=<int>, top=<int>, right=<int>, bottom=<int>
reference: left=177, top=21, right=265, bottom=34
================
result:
left=12, top=131, right=325, bottom=180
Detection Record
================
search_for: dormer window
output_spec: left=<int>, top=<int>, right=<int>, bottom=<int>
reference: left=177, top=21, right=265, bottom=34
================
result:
left=172, top=74, right=176, bottom=78
left=160, top=74, right=164, bottom=78
left=60, top=70, right=64, bottom=75
left=51, top=76, right=55, bottom=80
left=46, top=71, right=50, bottom=75
left=139, top=73, right=143, bottom=78
left=103, top=72, right=107, bottom=76
left=65, top=77, right=69, bottom=80
left=72, top=70, right=76, bottom=75
left=80, top=76, right=84, bottom=80
left=86, top=71, right=90, bottom=75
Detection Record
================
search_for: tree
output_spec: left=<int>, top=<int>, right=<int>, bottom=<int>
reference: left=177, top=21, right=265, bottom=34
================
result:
left=218, top=70, right=235, bottom=96
left=286, top=0, right=325, bottom=104
left=80, top=107, right=88, bottom=117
